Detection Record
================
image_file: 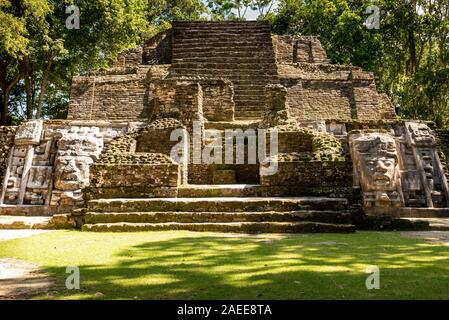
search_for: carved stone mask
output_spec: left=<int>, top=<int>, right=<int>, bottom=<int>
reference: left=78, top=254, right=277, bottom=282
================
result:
left=361, top=155, right=396, bottom=190
left=354, top=134, right=399, bottom=192
left=54, top=134, right=102, bottom=191
left=54, top=155, right=93, bottom=190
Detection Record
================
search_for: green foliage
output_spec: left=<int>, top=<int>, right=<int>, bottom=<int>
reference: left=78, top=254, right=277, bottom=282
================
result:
left=144, top=0, right=207, bottom=36
left=206, top=0, right=275, bottom=20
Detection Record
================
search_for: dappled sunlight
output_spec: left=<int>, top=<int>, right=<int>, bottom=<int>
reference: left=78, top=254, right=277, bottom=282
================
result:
left=1, top=230, right=449, bottom=299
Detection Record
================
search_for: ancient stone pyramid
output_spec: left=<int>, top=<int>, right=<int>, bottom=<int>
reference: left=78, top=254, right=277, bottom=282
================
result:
left=0, top=21, right=448, bottom=232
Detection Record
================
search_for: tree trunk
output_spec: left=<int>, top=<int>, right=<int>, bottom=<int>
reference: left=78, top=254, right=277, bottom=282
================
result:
left=36, top=55, right=53, bottom=119
left=407, top=31, right=417, bottom=75
left=0, top=74, right=21, bottom=125
left=24, top=62, right=34, bottom=120
left=0, top=94, right=8, bottom=125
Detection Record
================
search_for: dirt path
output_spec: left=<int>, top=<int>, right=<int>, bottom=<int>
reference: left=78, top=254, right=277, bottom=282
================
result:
left=0, top=258, right=53, bottom=299
left=401, top=231, right=449, bottom=246
left=0, top=231, right=55, bottom=299
left=0, top=230, right=53, bottom=242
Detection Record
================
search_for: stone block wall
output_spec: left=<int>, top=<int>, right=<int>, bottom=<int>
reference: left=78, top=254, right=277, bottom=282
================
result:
left=152, top=79, right=204, bottom=129
left=273, top=35, right=330, bottom=64
left=136, top=118, right=183, bottom=155
left=260, top=160, right=352, bottom=195
left=436, top=129, right=449, bottom=183
left=200, top=79, right=234, bottom=121
left=284, top=80, right=353, bottom=120
left=68, top=67, right=151, bottom=120
left=112, top=46, right=143, bottom=67
left=143, top=30, right=172, bottom=65
left=187, top=164, right=259, bottom=184
left=87, top=121, right=182, bottom=199
left=275, top=65, right=396, bottom=121
left=89, top=162, right=180, bottom=199
left=278, top=131, right=313, bottom=153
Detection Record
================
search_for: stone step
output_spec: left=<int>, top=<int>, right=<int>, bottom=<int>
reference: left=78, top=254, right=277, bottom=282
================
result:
left=173, top=28, right=271, bottom=34
left=234, top=109, right=264, bottom=115
left=173, top=23, right=271, bottom=29
left=399, top=208, right=449, bottom=218
left=205, top=120, right=261, bottom=130
left=0, top=215, right=74, bottom=230
left=172, top=68, right=278, bottom=76
left=234, top=111, right=265, bottom=119
left=84, top=210, right=352, bottom=224
left=82, top=221, right=356, bottom=233
left=173, top=27, right=271, bottom=33
left=172, top=57, right=275, bottom=64
left=173, top=34, right=272, bottom=41
left=173, top=41, right=274, bottom=49
left=233, top=88, right=268, bottom=95
left=173, top=37, right=272, bottom=44
left=174, top=31, right=271, bottom=36
left=234, top=98, right=266, bottom=105
left=234, top=93, right=266, bottom=100
left=173, top=25, right=271, bottom=31
left=403, top=218, right=449, bottom=231
left=172, top=46, right=275, bottom=53
left=178, top=184, right=262, bottom=197
left=0, top=205, right=52, bottom=216
left=87, top=197, right=349, bottom=213
left=171, top=63, right=278, bottom=71
left=172, top=50, right=275, bottom=58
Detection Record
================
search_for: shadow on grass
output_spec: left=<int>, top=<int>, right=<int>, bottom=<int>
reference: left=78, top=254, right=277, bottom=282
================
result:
left=42, top=233, right=449, bottom=300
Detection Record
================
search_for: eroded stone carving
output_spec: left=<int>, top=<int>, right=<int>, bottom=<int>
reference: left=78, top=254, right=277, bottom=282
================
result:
left=51, top=132, right=103, bottom=208
left=351, top=133, right=404, bottom=215
left=404, top=122, right=449, bottom=207
left=14, top=120, right=43, bottom=145
left=408, top=122, right=435, bottom=146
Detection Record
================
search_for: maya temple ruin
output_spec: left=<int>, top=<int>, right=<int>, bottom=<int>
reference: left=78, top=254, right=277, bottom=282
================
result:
left=1, top=21, right=449, bottom=233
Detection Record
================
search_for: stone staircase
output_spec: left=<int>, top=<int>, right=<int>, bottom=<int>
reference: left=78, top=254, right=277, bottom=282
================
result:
left=0, top=205, right=74, bottom=229
left=81, top=184, right=356, bottom=233
left=170, top=21, right=279, bottom=120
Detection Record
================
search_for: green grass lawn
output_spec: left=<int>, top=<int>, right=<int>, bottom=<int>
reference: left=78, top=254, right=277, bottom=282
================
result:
left=1, top=230, right=449, bottom=299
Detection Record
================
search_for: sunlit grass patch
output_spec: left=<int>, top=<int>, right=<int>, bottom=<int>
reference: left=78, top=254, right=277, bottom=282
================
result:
left=0, top=230, right=449, bottom=299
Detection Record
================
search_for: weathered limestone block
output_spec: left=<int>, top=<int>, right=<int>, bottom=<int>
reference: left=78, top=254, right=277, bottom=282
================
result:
left=14, top=120, right=43, bottom=145
left=153, top=79, right=205, bottom=127
left=260, top=84, right=291, bottom=128
left=68, top=67, right=151, bottom=120
left=143, top=30, right=172, bottom=65
left=350, top=132, right=404, bottom=216
left=273, top=35, right=330, bottom=64
left=1, top=121, right=45, bottom=205
left=51, top=130, right=103, bottom=209
left=404, top=122, right=449, bottom=208
left=89, top=121, right=182, bottom=198
left=112, top=46, right=143, bottom=68
left=260, top=160, right=352, bottom=196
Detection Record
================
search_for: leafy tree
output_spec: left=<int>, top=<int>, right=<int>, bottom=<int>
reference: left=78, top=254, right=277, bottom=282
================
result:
left=0, top=0, right=149, bottom=124
left=0, top=0, right=51, bottom=124
left=145, top=0, right=206, bottom=36
left=0, top=0, right=209, bottom=124
left=206, top=0, right=276, bottom=20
